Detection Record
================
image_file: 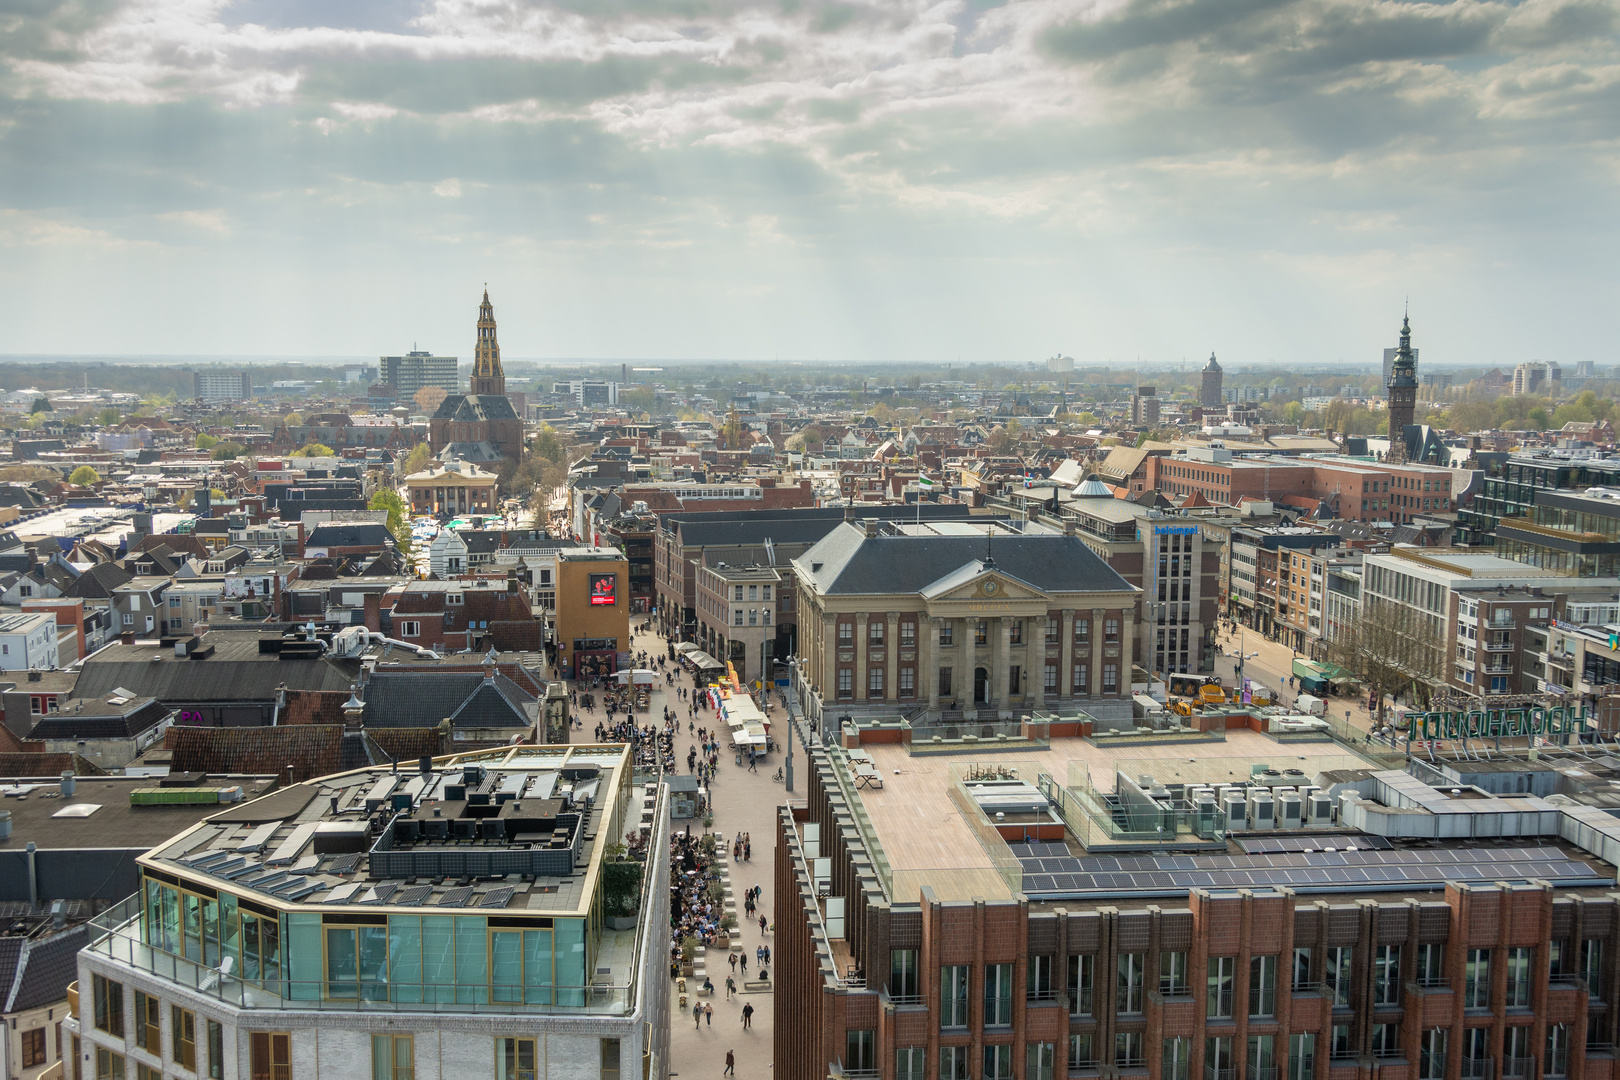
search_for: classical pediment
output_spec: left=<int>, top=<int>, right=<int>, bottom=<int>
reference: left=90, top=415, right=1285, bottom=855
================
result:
left=919, top=560, right=1050, bottom=603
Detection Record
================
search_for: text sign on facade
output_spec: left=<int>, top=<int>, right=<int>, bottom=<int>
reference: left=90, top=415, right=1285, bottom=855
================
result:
left=1404, top=704, right=1588, bottom=740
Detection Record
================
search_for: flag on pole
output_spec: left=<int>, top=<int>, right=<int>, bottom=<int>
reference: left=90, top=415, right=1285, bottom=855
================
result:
left=917, top=473, right=935, bottom=488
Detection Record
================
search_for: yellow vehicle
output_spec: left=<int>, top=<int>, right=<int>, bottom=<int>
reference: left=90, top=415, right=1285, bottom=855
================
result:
left=1168, top=673, right=1223, bottom=699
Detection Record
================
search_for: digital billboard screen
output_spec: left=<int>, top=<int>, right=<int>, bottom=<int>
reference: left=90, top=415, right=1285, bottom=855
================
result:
left=589, top=573, right=617, bottom=606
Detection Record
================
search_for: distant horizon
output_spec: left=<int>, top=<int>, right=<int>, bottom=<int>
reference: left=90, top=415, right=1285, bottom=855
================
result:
left=0, top=353, right=1524, bottom=374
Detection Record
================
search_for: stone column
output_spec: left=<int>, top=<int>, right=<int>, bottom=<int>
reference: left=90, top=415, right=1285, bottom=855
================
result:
left=821, top=610, right=837, bottom=698
left=996, top=617, right=1012, bottom=716
left=1121, top=608, right=1136, bottom=693
left=1060, top=611, right=1075, bottom=706
left=933, top=615, right=946, bottom=709
left=1031, top=614, right=1046, bottom=713
left=855, top=612, right=869, bottom=702
left=886, top=612, right=900, bottom=702
left=1090, top=607, right=1106, bottom=701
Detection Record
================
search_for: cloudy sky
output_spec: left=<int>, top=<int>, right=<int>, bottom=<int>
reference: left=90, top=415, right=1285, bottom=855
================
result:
left=0, top=0, right=1615, bottom=367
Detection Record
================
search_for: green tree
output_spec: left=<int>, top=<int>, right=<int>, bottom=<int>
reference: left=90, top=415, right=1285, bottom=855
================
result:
left=401, top=442, right=434, bottom=476
left=369, top=489, right=410, bottom=548
left=68, top=465, right=100, bottom=486
left=531, top=424, right=564, bottom=464
left=211, top=441, right=245, bottom=460
left=1449, top=401, right=1494, bottom=431
left=195, top=433, right=219, bottom=450
left=291, top=442, right=335, bottom=457
left=96, top=408, right=122, bottom=426
left=29, top=397, right=50, bottom=414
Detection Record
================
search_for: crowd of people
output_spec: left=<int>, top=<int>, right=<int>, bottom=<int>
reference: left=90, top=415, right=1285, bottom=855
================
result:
left=668, top=828, right=730, bottom=974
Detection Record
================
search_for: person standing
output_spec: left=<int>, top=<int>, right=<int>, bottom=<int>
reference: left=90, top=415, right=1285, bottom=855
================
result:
left=704, top=1002, right=713, bottom=1027
left=741, top=1002, right=754, bottom=1030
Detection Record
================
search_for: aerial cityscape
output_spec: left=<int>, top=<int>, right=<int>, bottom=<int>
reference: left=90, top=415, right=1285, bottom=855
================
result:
left=2, top=3, right=1619, bottom=1080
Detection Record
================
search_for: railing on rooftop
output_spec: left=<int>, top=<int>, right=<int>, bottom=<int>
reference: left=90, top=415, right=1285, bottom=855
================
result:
left=822, top=743, right=894, bottom=897
left=83, top=782, right=671, bottom=1019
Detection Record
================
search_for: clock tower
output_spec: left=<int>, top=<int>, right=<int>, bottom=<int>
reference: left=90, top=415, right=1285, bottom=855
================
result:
left=1385, top=310, right=1418, bottom=464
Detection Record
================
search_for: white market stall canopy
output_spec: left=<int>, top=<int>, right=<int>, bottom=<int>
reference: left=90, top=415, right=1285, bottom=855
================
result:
left=613, top=669, right=660, bottom=685
left=722, top=696, right=767, bottom=727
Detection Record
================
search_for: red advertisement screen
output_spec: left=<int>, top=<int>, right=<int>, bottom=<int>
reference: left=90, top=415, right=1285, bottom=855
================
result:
left=589, top=573, right=617, bottom=606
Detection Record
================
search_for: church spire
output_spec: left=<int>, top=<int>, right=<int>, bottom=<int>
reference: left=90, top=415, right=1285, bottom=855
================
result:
left=471, top=287, right=505, bottom=397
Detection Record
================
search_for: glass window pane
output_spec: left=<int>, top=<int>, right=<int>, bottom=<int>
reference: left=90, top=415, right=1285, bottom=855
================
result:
left=389, top=916, right=422, bottom=1004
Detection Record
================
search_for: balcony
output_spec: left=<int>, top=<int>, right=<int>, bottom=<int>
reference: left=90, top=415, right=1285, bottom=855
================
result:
left=1485, top=639, right=1515, bottom=652
left=1205, top=1068, right=1235, bottom=1080
left=1501, top=1057, right=1534, bottom=1078
left=1460, top=1057, right=1493, bottom=1079
left=1247, top=1068, right=1277, bottom=1080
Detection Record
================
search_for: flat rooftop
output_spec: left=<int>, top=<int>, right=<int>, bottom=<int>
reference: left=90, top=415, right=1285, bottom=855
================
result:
left=139, top=744, right=630, bottom=918
left=856, top=730, right=1380, bottom=903
left=0, top=775, right=278, bottom=849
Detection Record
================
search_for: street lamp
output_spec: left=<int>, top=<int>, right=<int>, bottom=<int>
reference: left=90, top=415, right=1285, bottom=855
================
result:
left=785, top=658, right=796, bottom=794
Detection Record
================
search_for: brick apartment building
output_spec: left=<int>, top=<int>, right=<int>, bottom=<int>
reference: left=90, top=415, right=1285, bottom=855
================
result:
left=776, top=700, right=1620, bottom=1080
left=385, top=577, right=543, bottom=653
left=1148, top=448, right=1456, bottom=525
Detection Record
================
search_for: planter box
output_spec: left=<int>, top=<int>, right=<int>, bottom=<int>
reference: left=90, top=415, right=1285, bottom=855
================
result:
left=607, top=916, right=639, bottom=931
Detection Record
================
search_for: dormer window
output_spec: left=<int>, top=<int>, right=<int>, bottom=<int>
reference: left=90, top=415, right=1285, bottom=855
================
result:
left=447, top=593, right=464, bottom=606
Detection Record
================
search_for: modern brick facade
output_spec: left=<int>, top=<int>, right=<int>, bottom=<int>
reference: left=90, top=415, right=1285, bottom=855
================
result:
left=777, top=737, right=1620, bottom=1080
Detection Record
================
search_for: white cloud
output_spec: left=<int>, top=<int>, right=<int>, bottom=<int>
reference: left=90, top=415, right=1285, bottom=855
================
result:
left=0, top=0, right=1614, bottom=361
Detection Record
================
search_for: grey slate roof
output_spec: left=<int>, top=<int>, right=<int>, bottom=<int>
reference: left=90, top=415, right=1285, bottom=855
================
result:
left=433, top=394, right=519, bottom=422
left=61, top=562, right=132, bottom=599
left=794, top=522, right=1137, bottom=597
left=305, top=523, right=394, bottom=549
left=3, top=924, right=90, bottom=1013
left=361, top=671, right=533, bottom=730
left=73, top=633, right=362, bottom=704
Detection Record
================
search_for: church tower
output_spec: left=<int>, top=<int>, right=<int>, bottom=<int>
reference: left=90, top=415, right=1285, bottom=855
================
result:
left=471, top=288, right=505, bottom=397
left=1385, top=309, right=1419, bottom=464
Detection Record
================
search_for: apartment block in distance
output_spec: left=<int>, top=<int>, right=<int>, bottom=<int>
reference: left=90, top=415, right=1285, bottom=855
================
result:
left=192, top=371, right=252, bottom=402
left=776, top=674, right=1620, bottom=1080
left=380, top=349, right=460, bottom=399
left=67, top=743, right=671, bottom=1080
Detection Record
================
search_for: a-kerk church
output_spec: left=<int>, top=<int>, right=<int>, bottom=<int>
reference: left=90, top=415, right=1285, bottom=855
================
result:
left=428, top=290, right=523, bottom=465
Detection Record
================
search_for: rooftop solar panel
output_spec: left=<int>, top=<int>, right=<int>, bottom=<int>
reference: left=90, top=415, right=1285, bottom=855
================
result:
left=1016, top=844, right=1610, bottom=898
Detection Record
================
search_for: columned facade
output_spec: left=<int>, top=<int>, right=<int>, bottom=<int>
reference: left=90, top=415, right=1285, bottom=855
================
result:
left=797, top=599, right=1137, bottom=719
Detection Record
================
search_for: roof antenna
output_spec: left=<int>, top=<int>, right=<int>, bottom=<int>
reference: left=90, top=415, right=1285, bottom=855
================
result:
left=985, top=522, right=995, bottom=568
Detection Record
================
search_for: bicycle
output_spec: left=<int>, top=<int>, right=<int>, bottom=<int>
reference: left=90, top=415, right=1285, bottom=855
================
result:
left=772, top=768, right=784, bottom=783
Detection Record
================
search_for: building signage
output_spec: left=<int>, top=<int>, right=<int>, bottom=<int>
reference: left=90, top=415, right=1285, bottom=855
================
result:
left=1404, top=704, right=1588, bottom=741
left=1152, top=525, right=1201, bottom=536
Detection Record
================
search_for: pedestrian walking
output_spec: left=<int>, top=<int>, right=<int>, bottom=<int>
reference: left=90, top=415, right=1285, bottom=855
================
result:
left=705, top=1002, right=713, bottom=1027
left=759, top=914, right=767, bottom=935
left=763, top=944, right=771, bottom=965
left=742, top=1002, right=754, bottom=1029
left=726, top=975, right=736, bottom=999
left=740, top=952, right=748, bottom=974
left=694, top=1001, right=703, bottom=1028
left=755, top=945, right=764, bottom=968
left=744, top=840, right=751, bottom=861
left=729, top=953, right=738, bottom=973
left=724, top=1050, right=735, bottom=1076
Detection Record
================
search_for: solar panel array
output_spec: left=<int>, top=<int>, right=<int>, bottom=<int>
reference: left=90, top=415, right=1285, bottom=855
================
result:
left=1013, top=842, right=1612, bottom=897
left=1238, top=835, right=1393, bottom=855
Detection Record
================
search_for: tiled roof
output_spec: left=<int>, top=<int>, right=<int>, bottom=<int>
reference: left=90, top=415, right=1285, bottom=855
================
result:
left=0, top=752, right=107, bottom=778
left=170, top=725, right=357, bottom=783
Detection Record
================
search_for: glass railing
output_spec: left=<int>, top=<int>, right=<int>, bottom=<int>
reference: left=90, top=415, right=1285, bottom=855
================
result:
left=85, top=787, right=671, bottom=1019
left=86, top=920, right=635, bottom=1013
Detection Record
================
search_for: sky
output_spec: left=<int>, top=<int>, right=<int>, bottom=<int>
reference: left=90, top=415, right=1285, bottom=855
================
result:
left=0, top=0, right=1616, bottom=368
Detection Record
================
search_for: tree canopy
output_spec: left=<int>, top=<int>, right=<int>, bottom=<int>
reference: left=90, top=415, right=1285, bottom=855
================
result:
left=68, top=465, right=100, bottom=486
left=291, top=442, right=334, bottom=457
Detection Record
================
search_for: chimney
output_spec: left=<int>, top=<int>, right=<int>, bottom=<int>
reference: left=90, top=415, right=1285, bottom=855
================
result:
left=120, top=630, right=135, bottom=645
left=843, top=505, right=856, bottom=523
left=863, top=519, right=880, bottom=538
left=363, top=592, right=382, bottom=632
left=343, top=689, right=366, bottom=732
